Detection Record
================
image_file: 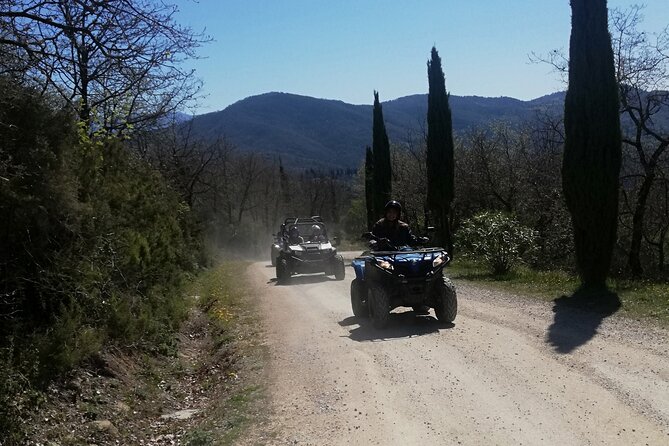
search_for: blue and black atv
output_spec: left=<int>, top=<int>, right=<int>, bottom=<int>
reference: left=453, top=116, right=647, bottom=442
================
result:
left=350, top=233, right=457, bottom=328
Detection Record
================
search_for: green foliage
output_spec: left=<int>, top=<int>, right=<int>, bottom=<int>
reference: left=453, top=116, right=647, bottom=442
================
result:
left=0, top=78, right=200, bottom=442
left=183, top=429, right=215, bottom=446
left=458, top=211, right=537, bottom=275
left=372, top=91, right=392, bottom=220
left=426, top=46, right=455, bottom=253
left=364, top=146, right=375, bottom=230
left=0, top=340, right=42, bottom=445
left=342, top=197, right=368, bottom=244
left=563, top=0, right=621, bottom=288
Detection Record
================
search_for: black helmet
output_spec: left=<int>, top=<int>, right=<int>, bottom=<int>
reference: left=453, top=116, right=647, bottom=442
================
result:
left=384, top=200, right=402, bottom=213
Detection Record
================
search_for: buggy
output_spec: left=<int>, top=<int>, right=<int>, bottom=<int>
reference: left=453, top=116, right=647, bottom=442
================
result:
left=275, top=217, right=345, bottom=284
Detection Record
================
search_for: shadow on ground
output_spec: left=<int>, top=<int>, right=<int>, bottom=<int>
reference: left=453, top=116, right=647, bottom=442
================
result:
left=339, top=311, right=454, bottom=342
left=270, top=274, right=336, bottom=286
left=547, top=287, right=621, bottom=354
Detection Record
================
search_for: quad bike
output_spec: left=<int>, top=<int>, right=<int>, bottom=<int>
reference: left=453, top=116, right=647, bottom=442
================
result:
left=275, top=217, right=345, bottom=284
left=350, top=233, right=457, bottom=328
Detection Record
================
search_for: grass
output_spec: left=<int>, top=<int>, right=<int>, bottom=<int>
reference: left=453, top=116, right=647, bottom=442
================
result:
left=448, top=259, right=669, bottom=326
left=187, top=261, right=268, bottom=446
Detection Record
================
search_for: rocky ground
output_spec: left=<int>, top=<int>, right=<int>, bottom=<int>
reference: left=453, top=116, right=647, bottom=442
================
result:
left=23, top=273, right=265, bottom=446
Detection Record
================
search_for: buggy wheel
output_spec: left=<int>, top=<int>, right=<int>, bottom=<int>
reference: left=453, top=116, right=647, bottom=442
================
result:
left=369, top=286, right=390, bottom=329
left=271, top=252, right=276, bottom=267
left=434, top=276, right=457, bottom=323
left=350, top=278, right=369, bottom=318
left=333, top=255, right=345, bottom=280
left=276, top=258, right=291, bottom=284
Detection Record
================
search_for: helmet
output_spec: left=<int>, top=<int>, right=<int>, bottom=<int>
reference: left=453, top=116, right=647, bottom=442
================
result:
left=384, top=200, right=402, bottom=213
left=310, top=224, right=322, bottom=235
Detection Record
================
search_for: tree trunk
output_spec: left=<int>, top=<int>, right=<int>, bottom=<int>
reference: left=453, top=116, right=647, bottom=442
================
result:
left=628, top=170, right=655, bottom=276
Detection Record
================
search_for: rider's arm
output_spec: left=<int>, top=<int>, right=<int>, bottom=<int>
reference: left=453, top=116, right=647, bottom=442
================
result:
left=371, top=220, right=383, bottom=238
left=403, top=224, right=419, bottom=246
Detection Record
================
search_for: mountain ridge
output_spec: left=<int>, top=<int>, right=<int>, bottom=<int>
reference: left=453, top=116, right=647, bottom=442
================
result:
left=188, top=91, right=566, bottom=168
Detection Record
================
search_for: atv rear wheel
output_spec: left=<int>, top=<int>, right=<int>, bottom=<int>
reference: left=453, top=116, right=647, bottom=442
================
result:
left=333, top=255, right=345, bottom=280
left=271, top=253, right=276, bottom=267
left=434, top=276, right=457, bottom=323
left=276, top=258, right=290, bottom=284
left=369, top=286, right=390, bottom=329
left=350, top=278, right=369, bottom=318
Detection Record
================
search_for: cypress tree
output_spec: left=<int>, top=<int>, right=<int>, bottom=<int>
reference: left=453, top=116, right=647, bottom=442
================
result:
left=563, top=0, right=621, bottom=289
left=364, top=146, right=376, bottom=230
left=426, top=46, right=455, bottom=254
left=372, top=91, right=392, bottom=220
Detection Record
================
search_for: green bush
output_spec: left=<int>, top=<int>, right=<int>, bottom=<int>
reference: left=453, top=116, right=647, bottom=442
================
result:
left=0, top=78, right=201, bottom=441
left=458, top=211, right=537, bottom=275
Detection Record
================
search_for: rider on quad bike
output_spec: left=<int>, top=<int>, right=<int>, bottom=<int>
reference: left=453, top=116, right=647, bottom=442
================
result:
left=371, top=200, right=420, bottom=248
left=350, top=200, right=457, bottom=327
left=372, top=200, right=430, bottom=315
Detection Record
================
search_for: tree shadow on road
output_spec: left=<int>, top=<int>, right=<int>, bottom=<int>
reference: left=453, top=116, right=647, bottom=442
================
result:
left=547, top=286, right=621, bottom=354
left=339, top=311, right=454, bottom=342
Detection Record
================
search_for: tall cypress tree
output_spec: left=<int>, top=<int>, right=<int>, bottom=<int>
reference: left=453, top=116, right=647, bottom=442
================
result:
left=426, top=46, right=455, bottom=254
left=563, top=0, right=621, bottom=289
left=364, top=146, right=376, bottom=230
left=372, top=91, right=392, bottom=220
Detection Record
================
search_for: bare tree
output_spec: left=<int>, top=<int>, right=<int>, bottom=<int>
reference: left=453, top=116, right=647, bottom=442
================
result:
left=0, top=0, right=209, bottom=132
left=133, top=122, right=234, bottom=210
left=611, top=6, right=669, bottom=276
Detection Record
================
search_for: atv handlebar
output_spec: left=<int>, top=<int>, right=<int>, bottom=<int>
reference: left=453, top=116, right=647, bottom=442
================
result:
left=361, top=232, right=430, bottom=250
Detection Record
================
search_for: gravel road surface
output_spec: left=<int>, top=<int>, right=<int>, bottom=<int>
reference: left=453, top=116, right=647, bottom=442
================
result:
left=243, top=255, right=669, bottom=445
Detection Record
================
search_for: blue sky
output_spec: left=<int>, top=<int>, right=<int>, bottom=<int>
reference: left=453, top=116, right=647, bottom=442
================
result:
left=175, top=1, right=669, bottom=113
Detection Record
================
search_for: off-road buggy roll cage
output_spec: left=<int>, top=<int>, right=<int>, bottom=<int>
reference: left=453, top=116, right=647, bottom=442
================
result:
left=274, top=216, right=344, bottom=284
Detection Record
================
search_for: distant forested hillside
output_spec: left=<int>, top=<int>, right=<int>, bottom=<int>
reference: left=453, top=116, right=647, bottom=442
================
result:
left=188, top=91, right=566, bottom=168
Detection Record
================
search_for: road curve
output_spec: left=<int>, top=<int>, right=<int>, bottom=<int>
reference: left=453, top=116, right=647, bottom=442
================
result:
left=242, top=256, right=669, bottom=445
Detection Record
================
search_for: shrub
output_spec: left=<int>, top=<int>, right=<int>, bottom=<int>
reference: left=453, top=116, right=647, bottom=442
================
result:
left=0, top=78, right=201, bottom=440
left=458, top=211, right=537, bottom=275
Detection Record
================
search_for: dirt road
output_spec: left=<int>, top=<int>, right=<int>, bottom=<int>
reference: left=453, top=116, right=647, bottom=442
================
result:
left=244, top=256, right=669, bottom=445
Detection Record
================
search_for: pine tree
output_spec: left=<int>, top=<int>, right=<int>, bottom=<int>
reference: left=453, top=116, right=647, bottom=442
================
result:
left=364, top=146, right=375, bottom=230
left=563, top=0, right=621, bottom=289
left=426, top=46, right=455, bottom=254
left=372, top=91, right=392, bottom=220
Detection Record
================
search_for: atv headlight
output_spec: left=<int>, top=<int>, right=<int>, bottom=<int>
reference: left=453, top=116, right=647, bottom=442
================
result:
left=377, top=260, right=394, bottom=271
left=432, top=255, right=445, bottom=268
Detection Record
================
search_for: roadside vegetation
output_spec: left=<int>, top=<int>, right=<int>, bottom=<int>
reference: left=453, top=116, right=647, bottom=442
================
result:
left=9, top=261, right=266, bottom=445
left=449, top=260, right=669, bottom=326
left=1, top=0, right=668, bottom=443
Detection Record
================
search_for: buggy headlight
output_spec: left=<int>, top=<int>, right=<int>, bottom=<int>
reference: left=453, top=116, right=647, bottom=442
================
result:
left=378, top=260, right=394, bottom=270
left=432, top=255, right=445, bottom=267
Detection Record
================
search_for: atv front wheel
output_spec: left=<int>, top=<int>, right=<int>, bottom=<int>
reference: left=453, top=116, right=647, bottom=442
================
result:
left=333, top=255, right=345, bottom=280
left=350, top=278, right=369, bottom=318
left=369, top=286, right=390, bottom=329
left=434, top=276, right=457, bottom=323
left=276, top=258, right=291, bottom=284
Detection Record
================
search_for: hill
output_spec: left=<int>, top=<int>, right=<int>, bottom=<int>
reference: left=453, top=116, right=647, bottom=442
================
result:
left=188, top=91, right=566, bottom=169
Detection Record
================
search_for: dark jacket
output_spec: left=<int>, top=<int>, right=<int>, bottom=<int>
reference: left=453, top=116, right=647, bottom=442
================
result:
left=372, top=218, right=418, bottom=247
